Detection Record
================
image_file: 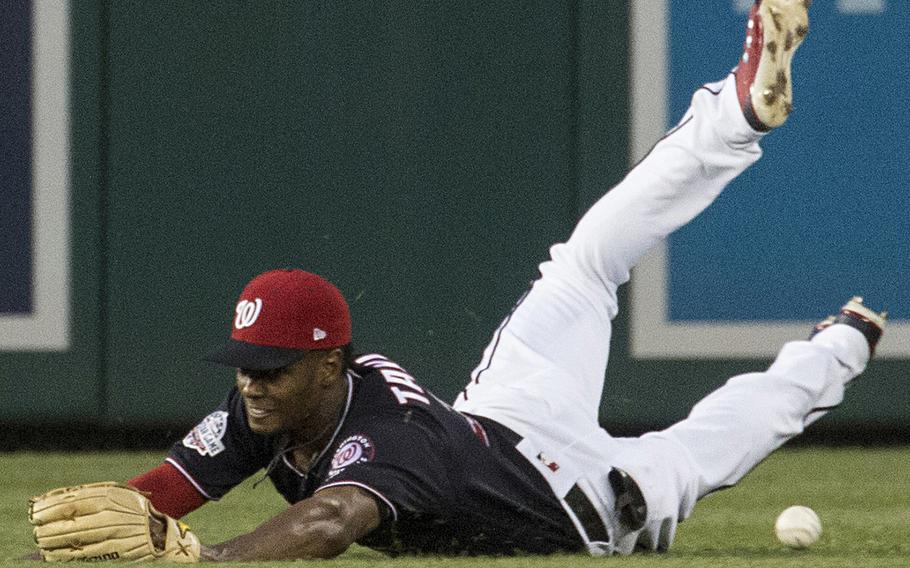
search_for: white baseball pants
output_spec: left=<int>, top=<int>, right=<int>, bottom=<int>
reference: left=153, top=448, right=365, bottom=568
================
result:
left=452, top=74, right=870, bottom=555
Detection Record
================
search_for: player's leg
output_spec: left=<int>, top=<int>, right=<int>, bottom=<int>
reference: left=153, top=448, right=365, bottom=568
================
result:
left=495, top=301, right=883, bottom=555
left=456, top=0, right=817, bottom=555
left=454, top=0, right=793, bottom=432
left=605, top=299, right=886, bottom=552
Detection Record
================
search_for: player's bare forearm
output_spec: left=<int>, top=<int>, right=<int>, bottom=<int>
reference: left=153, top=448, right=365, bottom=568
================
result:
left=199, top=511, right=347, bottom=561
left=199, top=486, right=380, bottom=561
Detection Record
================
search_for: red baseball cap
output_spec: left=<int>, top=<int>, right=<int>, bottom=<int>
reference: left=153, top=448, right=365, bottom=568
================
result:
left=205, top=269, right=352, bottom=370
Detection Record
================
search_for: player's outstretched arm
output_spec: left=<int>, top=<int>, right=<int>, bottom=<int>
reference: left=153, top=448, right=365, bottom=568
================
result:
left=129, top=462, right=208, bottom=518
left=200, top=485, right=381, bottom=561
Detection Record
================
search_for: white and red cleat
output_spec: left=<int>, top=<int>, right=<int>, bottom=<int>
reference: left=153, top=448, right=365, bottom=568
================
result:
left=811, top=296, right=887, bottom=356
left=735, top=0, right=811, bottom=131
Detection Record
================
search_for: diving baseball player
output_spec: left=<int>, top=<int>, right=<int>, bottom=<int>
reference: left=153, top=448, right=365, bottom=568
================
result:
left=28, top=0, right=887, bottom=561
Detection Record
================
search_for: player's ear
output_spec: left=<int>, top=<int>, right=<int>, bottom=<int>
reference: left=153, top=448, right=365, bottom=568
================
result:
left=316, top=348, right=344, bottom=385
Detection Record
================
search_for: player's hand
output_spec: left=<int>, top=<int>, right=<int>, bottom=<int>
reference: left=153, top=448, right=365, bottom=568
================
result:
left=28, top=481, right=201, bottom=562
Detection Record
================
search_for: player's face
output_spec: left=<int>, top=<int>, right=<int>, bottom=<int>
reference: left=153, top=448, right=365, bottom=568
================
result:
left=236, top=354, right=333, bottom=436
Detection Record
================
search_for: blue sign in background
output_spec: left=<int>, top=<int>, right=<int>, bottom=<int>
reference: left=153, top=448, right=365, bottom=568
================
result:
left=668, top=3, right=908, bottom=321
left=0, top=1, right=34, bottom=315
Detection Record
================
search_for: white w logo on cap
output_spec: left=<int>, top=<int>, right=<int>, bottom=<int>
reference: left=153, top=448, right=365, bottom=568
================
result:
left=234, top=298, right=263, bottom=329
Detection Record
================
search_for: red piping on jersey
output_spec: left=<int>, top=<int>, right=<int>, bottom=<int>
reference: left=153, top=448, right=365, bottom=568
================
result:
left=128, top=462, right=206, bottom=519
left=463, top=414, right=490, bottom=447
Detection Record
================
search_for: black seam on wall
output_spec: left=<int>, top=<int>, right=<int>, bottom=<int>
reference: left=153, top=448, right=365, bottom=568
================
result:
left=97, top=0, right=111, bottom=421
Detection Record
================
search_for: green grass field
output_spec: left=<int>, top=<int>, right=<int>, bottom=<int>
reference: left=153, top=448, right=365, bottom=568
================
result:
left=2, top=448, right=907, bottom=567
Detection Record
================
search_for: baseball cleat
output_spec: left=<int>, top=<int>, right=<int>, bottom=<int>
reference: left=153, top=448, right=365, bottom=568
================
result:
left=734, top=0, right=811, bottom=131
left=811, top=296, right=887, bottom=355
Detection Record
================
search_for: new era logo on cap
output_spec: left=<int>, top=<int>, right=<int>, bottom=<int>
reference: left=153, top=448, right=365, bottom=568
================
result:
left=206, top=269, right=352, bottom=370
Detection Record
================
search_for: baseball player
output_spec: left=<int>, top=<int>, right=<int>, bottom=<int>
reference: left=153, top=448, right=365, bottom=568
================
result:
left=28, top=0, right=887, bottom=561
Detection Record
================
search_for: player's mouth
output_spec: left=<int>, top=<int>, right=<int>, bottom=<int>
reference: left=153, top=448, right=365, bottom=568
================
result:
left=246, top=405, right=274, bottom=419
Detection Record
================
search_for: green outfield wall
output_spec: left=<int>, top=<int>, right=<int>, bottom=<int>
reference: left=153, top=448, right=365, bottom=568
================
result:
left=2, top=2, right=906, bottom=438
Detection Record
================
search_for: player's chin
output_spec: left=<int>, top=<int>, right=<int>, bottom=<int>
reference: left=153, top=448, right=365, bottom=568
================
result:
left=246, top=418, right=282, bottom=435
left=245, top=409, right=282, bottom=434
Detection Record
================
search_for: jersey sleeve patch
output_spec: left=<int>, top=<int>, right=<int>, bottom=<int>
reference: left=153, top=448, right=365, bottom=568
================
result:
left=328, top=434, right=375, bottom=479
left=182, top=410, right=229, bottom=457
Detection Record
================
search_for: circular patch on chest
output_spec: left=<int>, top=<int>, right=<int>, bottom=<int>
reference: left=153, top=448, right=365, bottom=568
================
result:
left=330, top=435, right=375, bottom=471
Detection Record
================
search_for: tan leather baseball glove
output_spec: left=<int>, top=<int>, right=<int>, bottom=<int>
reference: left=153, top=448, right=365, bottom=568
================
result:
left=28, top=481, right=200, bottom=562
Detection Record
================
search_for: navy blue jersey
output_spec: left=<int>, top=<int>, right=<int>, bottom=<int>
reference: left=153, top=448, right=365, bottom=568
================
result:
left=169, top=354, right=582, bottom=555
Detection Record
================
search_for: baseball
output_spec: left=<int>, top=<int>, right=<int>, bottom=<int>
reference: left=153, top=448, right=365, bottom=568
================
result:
left=775, top=505, right=822, bottom=549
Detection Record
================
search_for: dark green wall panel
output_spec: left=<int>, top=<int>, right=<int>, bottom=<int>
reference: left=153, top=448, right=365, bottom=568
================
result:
left=101, top=2, right=586, bottom=422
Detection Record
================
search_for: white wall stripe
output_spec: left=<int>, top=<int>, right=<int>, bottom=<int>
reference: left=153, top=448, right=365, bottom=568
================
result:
left=837, top=0, right=886, bottom=14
